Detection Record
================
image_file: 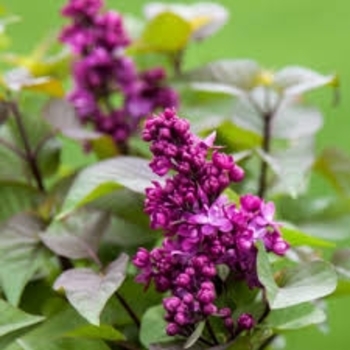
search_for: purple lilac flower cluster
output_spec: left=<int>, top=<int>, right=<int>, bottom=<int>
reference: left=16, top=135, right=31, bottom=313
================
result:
left=133, top=109, right=289, bottom=336
left=60, top=0, right=178, bottom=151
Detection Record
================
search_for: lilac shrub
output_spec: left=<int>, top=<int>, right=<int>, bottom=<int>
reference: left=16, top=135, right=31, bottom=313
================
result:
left=133, top=108, right=289, bottom=336
left=60, top=0, right=178, bottom=151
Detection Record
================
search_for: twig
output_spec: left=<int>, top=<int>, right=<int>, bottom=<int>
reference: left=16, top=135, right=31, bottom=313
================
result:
left=258, top=334, right=277, bottom=350
left=8, top=101, right=46, bottom=192
left=257, top=112, right=272, bottom=198
left=115, top=292, right=140, bottom=329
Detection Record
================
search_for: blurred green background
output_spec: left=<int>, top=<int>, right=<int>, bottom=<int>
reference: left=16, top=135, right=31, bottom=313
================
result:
left=3, top=0, right=350, bottom=349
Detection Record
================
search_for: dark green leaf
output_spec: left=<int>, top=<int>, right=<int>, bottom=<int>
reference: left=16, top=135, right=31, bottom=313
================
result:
left=56, top=156, right=158, bottom=219
left=40, top=209, right=110, bottom=261
left=37, top=137, right=61, bottom=178
left=0, top=299, right=44, bottom=337
left=140, top=305, right=172, bottom=348
left=217, top=120, right=262, bottom=152
left=64, top=324, right=125, bottom=341
left=53, top=253, right=128, bottom=325
left=266, top=302, right=326, bottom=330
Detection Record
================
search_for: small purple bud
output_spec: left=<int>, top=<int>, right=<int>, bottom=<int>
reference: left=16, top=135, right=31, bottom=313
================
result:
left=240, top=194, right=261, bottom=212
left=163, top=296, right=181, bottom=313
left=174, top=312, right=188, bottom=326
left=218, top=307, right=231, bottom=318
left=166, top=323, right=179, bottom=336
left=229, top=165, right=245, bottom=182
left=224, top=317, right=234, bottom=329
left=238, top=313, right=255, bottom=330
left=203, top=303, right=218, bottom=315
left=176, top=273, right=191, bottom=287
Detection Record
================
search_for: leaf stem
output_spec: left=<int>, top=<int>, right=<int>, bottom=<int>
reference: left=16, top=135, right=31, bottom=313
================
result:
left=115, top=291, right=141, bottom=329
left=257, top=112, right=272, bottom=198
left=0, top=137, right=26, bottom=159
left=8, top=101, right=46, bottom=192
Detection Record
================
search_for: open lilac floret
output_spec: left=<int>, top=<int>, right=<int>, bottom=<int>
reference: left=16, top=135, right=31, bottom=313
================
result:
left=133, top=108, right=289, bottom=336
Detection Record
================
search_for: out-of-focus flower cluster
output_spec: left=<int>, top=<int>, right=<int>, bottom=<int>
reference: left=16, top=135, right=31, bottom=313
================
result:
left=133, top=109, right=289, bottom=336
left=60, top=0, right=178, bottom=151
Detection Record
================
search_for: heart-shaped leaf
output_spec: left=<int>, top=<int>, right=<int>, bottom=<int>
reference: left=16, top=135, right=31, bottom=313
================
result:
left=53, top=253, right=129, bottom=325
left=257, top=243, right=337, bottom=309
left=41, top=209, right=110, bottom=261
left=56, top=156, right=159, bottom=219
left=266, top=302, right=326, bottom=330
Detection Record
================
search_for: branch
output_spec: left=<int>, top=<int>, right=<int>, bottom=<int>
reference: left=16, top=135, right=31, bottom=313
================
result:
left=115, top=292, right=140, bottom=329
left=8, top=101, right=46, bottom=192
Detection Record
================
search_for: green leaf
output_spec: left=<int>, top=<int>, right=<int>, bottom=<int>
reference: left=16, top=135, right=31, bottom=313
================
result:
left=143, top=2, right=228, bottom=41
left=273, top=66, right=336, bottom=96
left=102, top=275, right=162, bottom=327
left=40, top=209, right=110, bottom=261
left=314, top=147, right=350, bottom=197
left=277, top=196, right=350, bottom=241
left=37, top=137, right=61, bottom=178
left=186, top=59, right=261, bottom=92
left=140, top=305, right=172, bottom=348
left=64, top=324, right=125, bottom=341
left=0, top=213, right=48, bottom=305
left=3, top=307, right=110, bottom=350
left=256, top=242, right=279, bottom=304
left=0, top=182, right=41, bottom=222
left=280, top=226, right=335, bottom=248
left=0, top=299, right=44, bottom=337
left=272, top=104, right=323, bottom=139
left=269, top=137, right=315, bottom=198
left=257, top=244, right=337, bottom=309
left=0, top=126, right=26, bottom=182
left=217, top=120, right=262, bottom=152
left=56, top=156, right=158, bottom=219
left=184, top=321, right=205, bottom=349
left=266, top=302, right=326, bottom=330
left=141, top=12, right=191, bottom=52
left=53, top=253, right=128, bottom=325
left=149, top=342, right=202, bottom=350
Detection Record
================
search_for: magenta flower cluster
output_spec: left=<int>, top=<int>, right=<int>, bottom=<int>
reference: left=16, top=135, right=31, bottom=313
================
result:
left=133, top=109, right=289, bottom=336
left=60, top=0, right=178, bottom=150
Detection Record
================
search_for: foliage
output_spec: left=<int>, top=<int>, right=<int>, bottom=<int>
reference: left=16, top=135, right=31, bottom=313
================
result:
left=0, top=1, right=348, bottom=350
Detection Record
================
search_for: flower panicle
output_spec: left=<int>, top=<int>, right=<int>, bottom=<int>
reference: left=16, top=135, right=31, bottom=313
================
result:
left=133, top=108, right=289, bottom=337
left=60, top=0, right=178, bottom=150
